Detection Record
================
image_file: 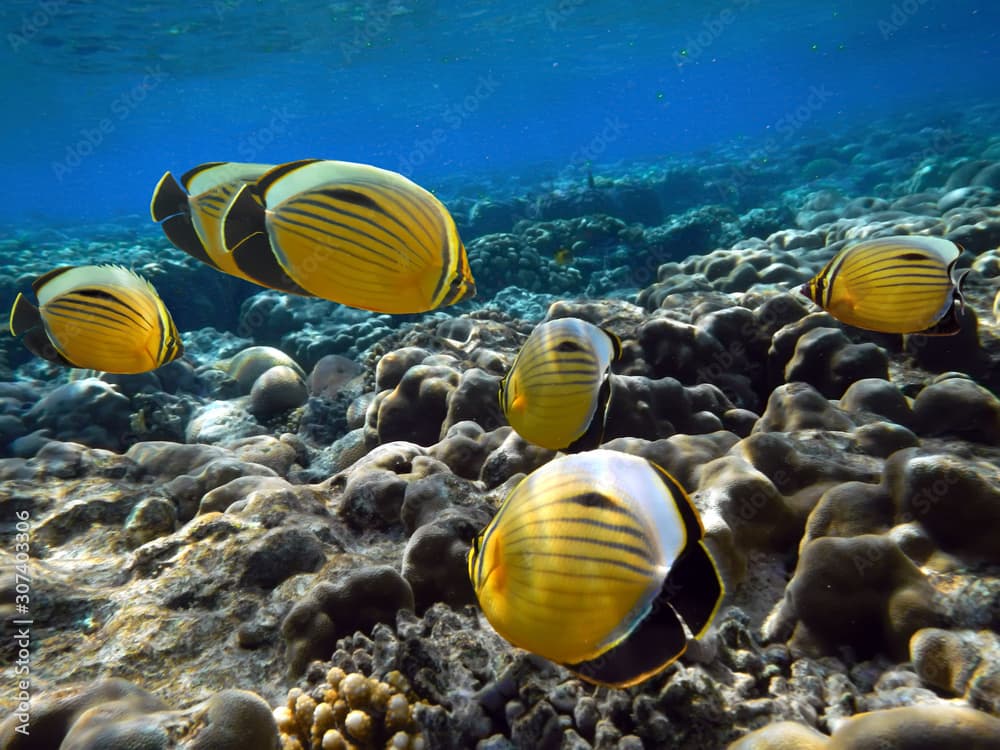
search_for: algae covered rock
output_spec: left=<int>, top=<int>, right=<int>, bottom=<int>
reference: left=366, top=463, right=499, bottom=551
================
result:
left=281, top=566, right=415, bottom=677
left=0, top=678, right=279, bottom=750
left=778, top=535, right=946, bottom=659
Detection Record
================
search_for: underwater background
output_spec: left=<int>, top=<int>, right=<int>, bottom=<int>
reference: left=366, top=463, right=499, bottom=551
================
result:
left=3, top=1, right=1000, bottom=749
left=2, top=0, right=997, bottom=224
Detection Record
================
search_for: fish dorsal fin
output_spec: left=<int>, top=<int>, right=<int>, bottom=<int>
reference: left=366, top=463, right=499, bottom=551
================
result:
left=648, top=462, right=704, bottom=541
left=253, top=159, right=325, bottom=204
left=150, top=171, right=189, bottom=222
left=182, top=161, right=273, bottom=196
left=30, top=267, right=76, bottom=298
left=256, top=159, right=416, bottom=208
left=904, top=235, right=961, bottom=264
left=34, top=265, right=154, bottom=306
left=602, top=327, right=623, bottom=361
left=9, top=292, right=41, bottom=336
left=564, top=590, right=688, bottom=688
left=179, top=161, right=227, bottom=191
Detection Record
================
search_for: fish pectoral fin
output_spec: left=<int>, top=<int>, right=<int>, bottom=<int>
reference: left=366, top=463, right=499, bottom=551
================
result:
left=664, top=540, right=725, bottom=638
left=150, top=171, right=189, bottom=222
left=22, top=327, right=73, bottom=367
left=9, top=293, right=41, bottom=337
left=564, top=598, right=688, bottom=688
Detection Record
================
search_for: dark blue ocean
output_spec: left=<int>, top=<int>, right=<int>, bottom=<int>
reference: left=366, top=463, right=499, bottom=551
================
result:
left=2, top=0, right=997, bottom=227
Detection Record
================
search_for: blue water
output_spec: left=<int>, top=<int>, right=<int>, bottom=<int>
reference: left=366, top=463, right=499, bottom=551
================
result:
left=2, top=0, right=997, bottom=226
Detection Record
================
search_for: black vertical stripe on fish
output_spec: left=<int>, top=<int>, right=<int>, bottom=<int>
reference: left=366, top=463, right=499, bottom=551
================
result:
left=565, top=597, right=688, bottom=688
left=662, top=540, right=725, bottom=639
left=162, top=213, right=221, bottom=270
left=566, top=375, right=613, bottom=451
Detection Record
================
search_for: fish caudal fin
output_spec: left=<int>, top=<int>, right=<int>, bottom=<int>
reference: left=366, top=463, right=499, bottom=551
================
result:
left=663, top=540, right=725, bottom=639
left=9, top=292, right=41, bottom=337
left=10, top=294, right=73, bottom=367
left=21, top=327, right=73, bottom=367
left=150, top=172, right=222, bottom=270
left=150, top=171, right=188, bottom=222
left=565, top=593, right=688, bottom=688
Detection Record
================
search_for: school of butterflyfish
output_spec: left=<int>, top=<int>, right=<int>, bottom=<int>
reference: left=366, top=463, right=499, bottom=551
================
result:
left=3, top=159, right=987, bottom=689
left=150, top=159, right=476, bottom=314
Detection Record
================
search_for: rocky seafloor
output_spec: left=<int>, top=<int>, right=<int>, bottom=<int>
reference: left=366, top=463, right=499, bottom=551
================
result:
left=2, top=104, right=1000, bottom=749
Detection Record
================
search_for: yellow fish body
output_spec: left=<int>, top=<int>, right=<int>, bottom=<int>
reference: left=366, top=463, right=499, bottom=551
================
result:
left=499, top=317, right=621, bottom=451
left=800, top=235, right=968, bottom=335
left=150, top=162, right=311, bottom=295
left=8, top=265, right=183, bottom=374
left=468, top=449, right=725, bottom=688
left=220, top=159, right=477, bottom=314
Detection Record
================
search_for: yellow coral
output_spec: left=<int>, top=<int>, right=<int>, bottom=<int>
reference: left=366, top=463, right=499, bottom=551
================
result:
left=275, top=668, right=426, bottom=750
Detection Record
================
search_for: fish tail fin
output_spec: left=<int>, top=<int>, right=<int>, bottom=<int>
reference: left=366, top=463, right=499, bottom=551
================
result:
left=9, top=293, right=41, bottom=337
left=664, top=540, right=725, bottom=639
left=21, top=327, right=73, bottom=366
left=150, top=171, right=188, bottom=222
left=150, top=172, right=224, bottom=270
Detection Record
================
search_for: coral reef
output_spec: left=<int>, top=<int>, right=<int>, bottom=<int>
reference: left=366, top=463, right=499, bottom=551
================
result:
left=3, top=106, right=1000, bottom=748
